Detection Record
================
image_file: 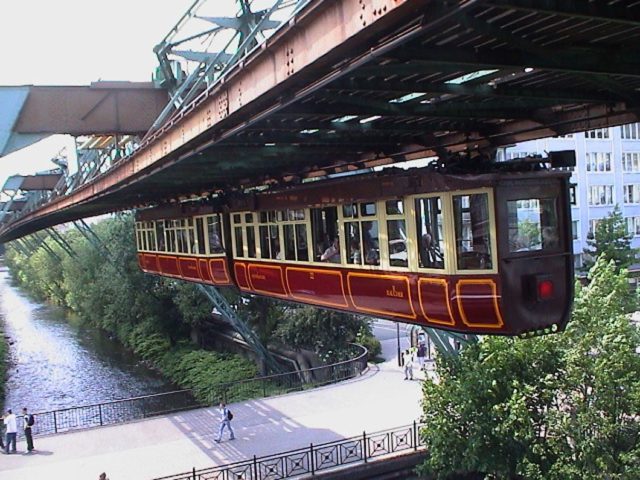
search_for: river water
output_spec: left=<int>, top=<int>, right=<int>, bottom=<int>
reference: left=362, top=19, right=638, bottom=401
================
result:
left=0, top=264, right=174, bottom=413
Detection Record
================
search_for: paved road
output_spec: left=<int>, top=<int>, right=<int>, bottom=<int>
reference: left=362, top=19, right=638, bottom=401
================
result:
left=0, top=321, right=424, bottom=480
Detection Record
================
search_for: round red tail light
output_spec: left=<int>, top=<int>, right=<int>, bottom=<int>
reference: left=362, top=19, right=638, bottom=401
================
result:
left=537, top=279, right=554, bottom=300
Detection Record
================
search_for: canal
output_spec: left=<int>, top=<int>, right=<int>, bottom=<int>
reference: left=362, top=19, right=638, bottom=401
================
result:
left=0, top=263, right=174, bottom=413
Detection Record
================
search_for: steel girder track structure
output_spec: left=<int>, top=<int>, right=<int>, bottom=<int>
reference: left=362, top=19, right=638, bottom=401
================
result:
left=1, top=0, right=640, bottom=241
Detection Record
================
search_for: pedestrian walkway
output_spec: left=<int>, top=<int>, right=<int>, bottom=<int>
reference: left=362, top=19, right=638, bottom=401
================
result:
left=0, top=323, right=426, bottom=480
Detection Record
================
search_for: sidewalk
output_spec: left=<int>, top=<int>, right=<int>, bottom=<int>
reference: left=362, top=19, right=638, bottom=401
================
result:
left=0, top=334, right=425, bottom=479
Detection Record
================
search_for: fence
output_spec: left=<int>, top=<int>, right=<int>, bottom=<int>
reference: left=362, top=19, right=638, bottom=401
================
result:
left=155, top=421, right=425, bottom=480
left=27, top=344, right=368, bottom=437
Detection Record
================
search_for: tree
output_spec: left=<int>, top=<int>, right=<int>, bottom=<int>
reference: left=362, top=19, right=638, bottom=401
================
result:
left=583, top=205, right=636, bottom=272
left=275, top=306, right=376, bottom=362
left=417, top=257, right=640, bottom=480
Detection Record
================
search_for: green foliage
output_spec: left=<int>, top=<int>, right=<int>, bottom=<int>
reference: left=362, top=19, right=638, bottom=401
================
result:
left=418, top=256, right=640, bottom=480
left=355, top=324, right=382, bottom=361
left=583, top=205, right=636, bottom=272
left=0, top=322, right=7, bottom=403
left=275, top=306, right=376, bottom=362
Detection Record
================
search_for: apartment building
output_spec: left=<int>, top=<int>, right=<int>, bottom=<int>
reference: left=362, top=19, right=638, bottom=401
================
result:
left=504, top=123, right=640, bottom=271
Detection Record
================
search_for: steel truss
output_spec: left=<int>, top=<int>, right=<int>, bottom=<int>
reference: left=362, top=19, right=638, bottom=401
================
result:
left=196, top=284, right=282, bottom=373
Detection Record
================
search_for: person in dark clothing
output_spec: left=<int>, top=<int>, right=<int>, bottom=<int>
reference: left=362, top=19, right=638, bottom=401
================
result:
left=22, top=407, right=34, bottom=452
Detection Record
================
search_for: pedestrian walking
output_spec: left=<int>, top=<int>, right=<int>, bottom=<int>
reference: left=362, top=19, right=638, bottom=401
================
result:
left=214, top=402, right=235, bottom=443
left=22, top=407, right=35, bottom=452
left=4, top=409, right=17, bottom=454
left=402, top=349, right=414, bottom=380
left=417, top=342, right=426, bottom=370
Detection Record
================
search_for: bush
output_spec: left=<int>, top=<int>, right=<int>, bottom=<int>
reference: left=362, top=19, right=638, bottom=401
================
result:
left=418, top=257, right=640, bottom=480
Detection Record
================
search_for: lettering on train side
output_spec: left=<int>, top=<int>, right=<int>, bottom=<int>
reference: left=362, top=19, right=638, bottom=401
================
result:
left=251, top=273, right=267, bottom=281
left=386, top=285, right=405, bottom=299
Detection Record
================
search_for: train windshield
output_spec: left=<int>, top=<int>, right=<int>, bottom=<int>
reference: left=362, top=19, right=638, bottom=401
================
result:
left=507, top=198, right=559, bottom=252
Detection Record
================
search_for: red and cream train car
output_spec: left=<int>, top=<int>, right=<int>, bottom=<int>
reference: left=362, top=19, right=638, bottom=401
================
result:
left=135, top=166, right=573, bottom=336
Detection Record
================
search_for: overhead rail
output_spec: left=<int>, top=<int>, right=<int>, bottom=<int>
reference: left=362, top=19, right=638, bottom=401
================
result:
left=1, top=0, right=640, bottom=241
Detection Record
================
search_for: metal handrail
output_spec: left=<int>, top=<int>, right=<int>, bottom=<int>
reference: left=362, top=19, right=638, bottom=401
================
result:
left=23, top=344, right=368, bottom=437
left=154, top=421, right=425, bottom=480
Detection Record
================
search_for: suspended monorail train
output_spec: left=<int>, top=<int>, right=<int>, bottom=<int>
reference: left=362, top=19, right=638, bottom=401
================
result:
left=135, top=157, right=574, bottom=336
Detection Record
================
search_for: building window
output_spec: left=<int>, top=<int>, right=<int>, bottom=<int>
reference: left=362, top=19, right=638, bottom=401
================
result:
left=506, top=151, right=537, bottom=160
left=570, top=185, right=578, bottom=206
left=589, top=219, right=600, bottom=236
left=621, top=123, right=640, bottom=140
left=572, top=220, right=579, bottom=240
left=587, top=185, right=614, bottom=206
left=585, top=128, right=610, bottom=139
left=585, top=152, right=612, bottom=172
left=624, top=184, right=640, bottom=204
left=622, top=152, right=640, bottom=172
left=627, top=216, right=640, bottom=236
left=555, top=134, right=574, bottom=139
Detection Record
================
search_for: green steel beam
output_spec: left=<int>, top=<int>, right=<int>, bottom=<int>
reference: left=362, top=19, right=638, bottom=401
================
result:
left=197, top=284, right=282, bottom=374
left=29, top=232, right=62, bottom=263
left=330, top=79, right=619, bottom=104
left=73, top=220, right=115, bottom=260
left=422, top=327, right=477, bottom=357
left=396, top=46, right=640, bottom=80
left=486, top=0, right=640, bottom=27
left=284, top=98, right=535, bottom=120
left=46, top=228, right=77, bottom=258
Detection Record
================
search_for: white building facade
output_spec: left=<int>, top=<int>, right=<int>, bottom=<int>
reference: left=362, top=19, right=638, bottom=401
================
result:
left=505, top=123, right=640, bottom=270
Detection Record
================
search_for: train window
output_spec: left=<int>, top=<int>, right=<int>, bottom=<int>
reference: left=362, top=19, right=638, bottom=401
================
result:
left=135, top=222, right=146, bottom=251
left=233, top=211, right=259, bottom=258
left=386, top=199, right=404, bottom=215
left=234, top=226, right=244, bottom=257
left=342, top=202, right=379, bottom=266
left=232, top=212, right=257, bottom=258
left=281, top=209, right=309, bottom=261
left=453, top=193, right=493, bottom=270
left=414, top=196, right=445, bottom=269
left=258, top=210, right=280, bottom=260
left=165, top=220, right=177, bottom=253
left=361, top=202, right=376, bottom=216
left=146, top=223, right=157, bottom=251
left=176, top=220, right=190, bottom=254
left=140, top=225, right=147, bottom=251
left=246, top=226, right=257, bottom=258
left=136, top=221, right=157, bottom=252
left=155, top=221, right=166, bottom=252
left=386, top=200, right=407, bottom=268
left=206, top=215, right=224, bottom=254
left=195, top=218, right=206, bottom=254
left=312, top=206, right=339, bottom=263
left=507, top=198, right=559, bottom=252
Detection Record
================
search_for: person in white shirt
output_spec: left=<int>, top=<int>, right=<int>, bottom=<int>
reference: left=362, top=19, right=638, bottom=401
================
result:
left=4, top=409, right=17, bottom=453
left=214, top=402, right=235, bottom=443
left=402, top=349, right=414, bottom=380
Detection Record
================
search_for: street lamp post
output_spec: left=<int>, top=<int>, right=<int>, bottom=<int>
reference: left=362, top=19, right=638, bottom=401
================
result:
left=396, top=322, right=402, bottom=366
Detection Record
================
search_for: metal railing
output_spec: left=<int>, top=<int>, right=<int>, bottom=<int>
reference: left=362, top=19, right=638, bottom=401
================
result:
left=26, top=345, right=368, bottom=437
left=155, top=421, right=425, bottom=480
